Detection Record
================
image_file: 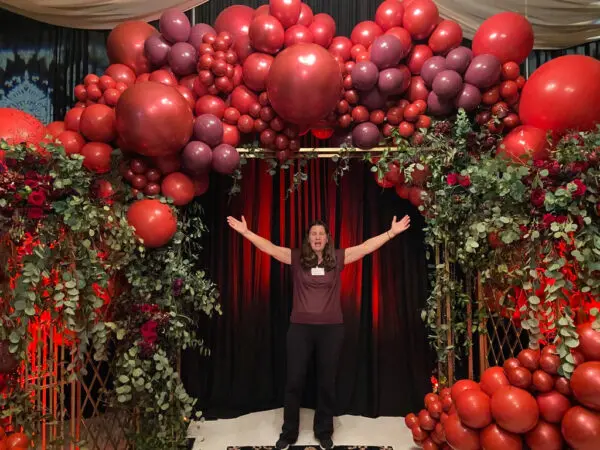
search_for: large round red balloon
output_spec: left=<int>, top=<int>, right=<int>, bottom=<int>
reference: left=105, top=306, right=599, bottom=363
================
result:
left=403, top=0, right=439, bottom=40
left=571, top=362, right=600, bottom=411
left=480, top=423, right=522, bottom=450
left=249, top=15, right=285, bottom=54
left=0, top=108, right=46, bottom=145
left=79, top=104, right=117, bottom=143
left=243, top=52, right=274, bottom=91
left=115, top=82, right=194, bottom=157
left=267, top=43, right=342, bottom=126
left=561, top=406, right=600, bottom=450
left=497, top=125, right=549, bottom=163
left=519, top=55, right=600, bottom=135
left=214, top=5, right=255, bottom=62
left=161, top=172, right=195, bottom=206
left=491, top=386, right=539, bottom=434
left=577, top=322, right=600, bottom=361
left=127, top=199, right=177, bottom=248
left=269, top=0, right=301, bottom=29
left=472, top=12, right=533, bottom=64
left=106, top=21, right=158, bottom=75
left=81, top=142, right=113, bottom=174
left=455, top=389, right=492, bottom=429
left=536, top=391, right=571, bottom=424
left=480, top=366, right=510, bottom=396
left=444, top=414, right=480, bottom=450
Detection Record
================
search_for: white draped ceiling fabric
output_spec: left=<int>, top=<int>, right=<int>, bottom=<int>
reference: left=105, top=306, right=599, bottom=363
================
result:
left=0, top=0, right=599, bottom=49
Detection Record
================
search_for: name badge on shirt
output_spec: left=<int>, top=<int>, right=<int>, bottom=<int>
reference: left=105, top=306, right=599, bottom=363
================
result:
left=311, top=267, right=325, bottom=276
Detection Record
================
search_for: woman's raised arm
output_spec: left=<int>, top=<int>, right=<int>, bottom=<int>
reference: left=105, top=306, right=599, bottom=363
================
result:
left=227, top=216, right=292, bottom=265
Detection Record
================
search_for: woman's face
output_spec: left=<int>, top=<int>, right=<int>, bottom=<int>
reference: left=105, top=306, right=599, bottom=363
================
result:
left=309, top=224, right=328, bottom=252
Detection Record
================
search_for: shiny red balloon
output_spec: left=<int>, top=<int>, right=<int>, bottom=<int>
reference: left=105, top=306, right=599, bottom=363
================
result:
left=127, top=199, right=177, bottom=248
left=532, top=370, right=554, bottom=393
left=517, top=348, right=541, bottom=371
left=375, top=1, right=404, bottom=31
left=243, top=52, right=274, bottom=91
left=519, top=55, right=600, bottom=135
left=297, top=3, right=313, bottom=26
left=472, top=12, right=533, bottom=64
left=428, top=20, right=463, bottom=55
left=329, top=36, right=353, bottom=61
left=577, top=322, right=600, bottom=361
left=385, top=27, right=413, bottom=55
left=561, top=406, right=600, bottom=450
left=222, top=123, right=241, bottom=147
left=309, top=13, right=336, bottom=48
left=230, top=86, right=259, bottom=115
left=480, top=423, right=522, bottom=450
left=455, top=389, right=492, bottom=429
left=403, top=0, right=439, bottom=40
left=491, top=386, right=539, bottom=434
left=571, top=362, right=600, bottom=411
left=450, top=379, right=480, bottom=402
left=79, top=104, right=117, bottom=143
left=81, top=142, right=113, bottom=174
left=444, top=414, right=480, bottom=450
left=480, top=366, right=510, bottom=396
left=195, top=95, right=227, bottom=119
left=536, top=391, right=571, bottom=424
left=161, top=172, right=195, bottom=206
left=106, top=21, right=158, bottom=75
left=351, top=21, right=383, bottom=48
left=497, top=125, right=549, bottom=163
left=407, top=45, right=434, bottom=74
left=525, top=420, right=562, bottom=450
left=46, top=121, right=65, bottom=138
left=0, top=108, right=46, bottom=145
left=285, top=25, right=314, bottom=47
left=249, top=15, right=285, bottom=54
left=267, top=43, right=342, bottom=126
left=116, top=82, right=194, bottom=157
left=506, top=366, right=533, bottom=390
left=214, top=5, right=255, bottom=62
left=269, top=0, right=301, bottom=29
left=104, top=63, right=136, bottom=86
left=176, top=85, right=196, bottom=109
left=56, top=130, right=85, bottom=155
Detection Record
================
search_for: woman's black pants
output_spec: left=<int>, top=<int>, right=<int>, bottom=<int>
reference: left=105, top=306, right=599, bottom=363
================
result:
left=279, top=323, right=345, bottom=442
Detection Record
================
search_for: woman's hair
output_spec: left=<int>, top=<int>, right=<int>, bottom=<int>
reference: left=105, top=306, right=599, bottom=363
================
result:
left=300, top=220, right=337, bottom=271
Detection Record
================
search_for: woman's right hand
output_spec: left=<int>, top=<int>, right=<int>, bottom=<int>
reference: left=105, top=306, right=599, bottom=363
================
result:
left=227, top=216, right=248, bottom=235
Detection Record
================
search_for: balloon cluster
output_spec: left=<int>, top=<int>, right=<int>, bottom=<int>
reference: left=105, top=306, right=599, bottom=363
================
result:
left=406, top=322, right=600, bottom=450
left=0, top=429, right=30, bottom=449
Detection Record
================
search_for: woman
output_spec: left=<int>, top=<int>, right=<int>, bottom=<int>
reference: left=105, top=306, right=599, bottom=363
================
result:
left=226, top=215, right=411, bottom=450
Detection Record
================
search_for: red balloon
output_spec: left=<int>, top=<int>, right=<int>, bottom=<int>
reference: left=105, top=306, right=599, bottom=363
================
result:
left=195, top=95, right=227, bottom=119
left=79, top=104, right=116, bottom=143
left=503, top=358, right=521, bottom=371
left=472, top=12, right=533, bottom=64
left=455, top=389, right=492, bottom=429
left=497, top=125, right=549, bottom=163
left=329, top=36, right=353, bottom=61
left=506, top=366, right=533, bottom=390
left=555, top=377, right=572, bottom=396
left=267, top=43, right=342, bottom=126
left=407, top=45, right=434, bottom=74
left=46, top=121, right=65, bottom=138
left=428, top=20, right=463, bottom=55
left=127, top=199, right=177, bottom=248
left=405, top=412, right=419, bottom=429
left=532, top=370, right=554, bottom=393
left=450, top=379, right=480, bottom=402
left=525, top=420, right=562, bottom=450
left=116, top=82, right=194, bottom=157
left=106, top=21, right=158, bottom=75
left=480, top=366, right=510, bottom=396
left=480, top=423, right=522, bottom=450
left=56, top=130, right=86, bottom=155
left=269, top=0, right=301, bottom=29
left=249, top=15, right=285, bottom=54
left=149, top=69, right=178, bottom=86
left=104, top=63, right=136, bottom=86
left=309, top=13, right=336, bottom=48
left=577, top=322, right=600, bottom=361
left=537, top=391, right=571, bottom=424
left=491, top=386, right=539, bottom=434
left=230, top=86, right=259, bottom=115
left=161, top=172, right=195, bottom=206
left=192, top=173, right=210, bottom=197
left=152, top=154, right=181, bottom=174
left=297, top=3, right=313, bottom=26
left=403, top=0, right=439, bottom=40
left=517, top=348, right=541, bottom=371
left=539, top=352, right=560, bottom=376
left=222, top=123, right=241, bottom=147
left=571, top=362, right=600, bottom=411
left=0, top=108, right=46, bottom=146
left=444, top=414, right=480, bottom=450
left=408, top=75, right=429, bottom=102
left=214, top=5, right=255, bottom=62
left=351, top=21, right=383, bottom=48
left=285, top=25, right=314, bottom=47
left=561, top=406, right=600, bottom=450
left=64, top=108, right=84, bottom=133
left=254, top=5, right=270, bottom=18
left=520, top=55, right=600, bottom=135
left=375, top=1, right=404, bottom=31
left=176, top=85, right=196, bottom=109
left=385, top=27, right=413, bottom=55
left=81, top=142, right=113, bottom=174
left=243, top=52, right=274, bottom=92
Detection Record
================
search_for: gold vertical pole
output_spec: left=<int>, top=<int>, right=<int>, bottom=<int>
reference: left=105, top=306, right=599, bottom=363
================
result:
left=477, top=273, right=488, bottom=374
left=444, top=244, right=454, bottom=384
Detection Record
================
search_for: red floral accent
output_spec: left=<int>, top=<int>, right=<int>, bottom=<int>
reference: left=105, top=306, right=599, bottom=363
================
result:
left=458, top=175, right=471, bottom=187
left=446, top=173, right=458, bottom=186
left=27, top=207, right=43, bottom=220
left=27, top=190, right=46, bottom=206
left=572, top=179, right=587, bottom=197
left=140, top=320, right=158, bottom=346
left=530, top=189, right=545, bottom=207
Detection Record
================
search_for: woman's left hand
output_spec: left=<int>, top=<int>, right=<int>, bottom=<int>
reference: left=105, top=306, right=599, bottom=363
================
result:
left=389, top=215, right=411, bottom=237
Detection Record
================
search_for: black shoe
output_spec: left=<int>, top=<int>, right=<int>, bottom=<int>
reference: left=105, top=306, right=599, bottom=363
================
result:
left=275, top=438, right=293, bottom=450
left=318, top=438, right=334, bottom=449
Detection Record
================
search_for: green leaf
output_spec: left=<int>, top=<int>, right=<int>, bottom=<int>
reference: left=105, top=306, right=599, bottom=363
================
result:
left=9, top=332, right=20, bottom=344
left=565, top=338, right=579, bottom=348
left=528, top=296, right=541, bottom=305
left=13, top=300, right=26, bottom=311
left=118, top=375, right=130, bottom=383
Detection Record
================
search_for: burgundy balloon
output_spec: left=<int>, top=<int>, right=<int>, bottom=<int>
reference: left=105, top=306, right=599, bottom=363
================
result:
left=243, top=52, right=274, bottom=91
left=168, top=42, right=197, bottom=76
left=211, top=144, right=240, bottom=174
left=249, top=15, right=285, bottom=54
left=464, top=53, right=502, bottom=89
left=446, top=46, right=473, bottom=74
left=352, top=122, right=380, bottom=149
left=454, top=83, right=481, bottom=112
left=352, top=61, right=379, bottom=91
left=284, top=25, right=314, bottom=47
left=269, top=0, right=302, bottom=29
left=427, top=91, right=454, bottom=116
left=330, top=130, right=354, bottom=147
left=420, top=56, right=447, bottom=87
left=145, top=35, right=171, bottom=67
left=194, top=114, right=224, bottom=147
left=182, top=140, right=213, bottom=174
left=370, top=35, right=406, bottom=69
left=159, top=8, right=191, bottom=43
left=432, top=69, right=463, bottom=98
left=188, top=23, right=216, bottom=49
left=561, top=406, right=600, bottom=450
left=537, top=391, right=571, bottom=423
left=378, top=68, right=408, bottom=95
left=360, top=87, right=387, bottom=110
left=525, top=420, right=563, bottom=450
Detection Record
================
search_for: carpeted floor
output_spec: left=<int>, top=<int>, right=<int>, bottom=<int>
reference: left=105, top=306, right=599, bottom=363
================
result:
left=227, top=447, right=394, bottom=449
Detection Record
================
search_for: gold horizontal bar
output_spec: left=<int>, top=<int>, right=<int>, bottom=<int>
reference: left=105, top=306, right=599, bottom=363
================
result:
left=236, top=147, right=393, bottom=158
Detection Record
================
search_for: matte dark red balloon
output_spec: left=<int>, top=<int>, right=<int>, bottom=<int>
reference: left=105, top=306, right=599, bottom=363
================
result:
left=127, top=199, right=177, bottom=248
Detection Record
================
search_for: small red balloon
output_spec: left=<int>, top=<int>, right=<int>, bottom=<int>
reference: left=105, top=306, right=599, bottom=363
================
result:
left=127, top=199, right=177, bottom=248
left=79, top=104, right=116, bottom=143
left=64, top=107, right=84, bottom=132
left=537, top=390, right=571, bottom=424
left=351, top=21, right=383, bottom=48
left=249, top=15, right=285, bottom=54
left=407, top=45, right=434, bottom=75
left=428, top=20, right=462, bottom=55
left=480, top=423, right=523, bottom=450
left=81, top=142, right=113, bottom=174
left=375, top=1, right=404, bottom=31
left=403, top=0, right=439, bottom=40
left=525, top=420, right=563, bottom=450
left=269, top=0, right=302, bottom=29
left=56, top=130, right=86, bottom=155
left=480, top=366, right=510, bottom=396
left=161, top=172, right=195, bottom=206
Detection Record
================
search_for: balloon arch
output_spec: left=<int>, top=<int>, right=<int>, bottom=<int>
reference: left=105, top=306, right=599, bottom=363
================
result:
left=1, top=0, right=600, bottom=449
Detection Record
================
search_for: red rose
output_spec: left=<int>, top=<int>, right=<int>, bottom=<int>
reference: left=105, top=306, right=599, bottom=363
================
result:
left=556, top=215, right=567, bottom=224
left=530, top=189, right=546, bottom=207
left=140, top=320, right=158, bottom=346
left=573, top=179, right=587, bottom=197
left=27, top=207, right=44, bottom=220
left=542, top=213, right=556, bottom=229
left=447, top=173, right=458, bottom=186
left=28, top=190, right=46, bottom=206
left=458, top=175, right=471, bottom=187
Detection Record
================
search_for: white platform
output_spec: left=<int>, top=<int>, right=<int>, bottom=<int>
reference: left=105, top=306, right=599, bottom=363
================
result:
left=189, top=408, right=416, bottom=450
